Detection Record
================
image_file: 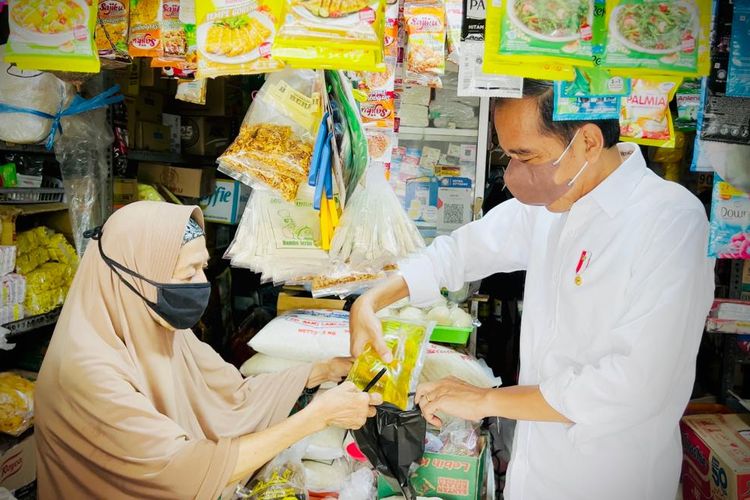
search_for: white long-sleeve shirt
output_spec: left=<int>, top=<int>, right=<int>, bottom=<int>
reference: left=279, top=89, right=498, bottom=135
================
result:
left=400, top=144, right=715, bottom=500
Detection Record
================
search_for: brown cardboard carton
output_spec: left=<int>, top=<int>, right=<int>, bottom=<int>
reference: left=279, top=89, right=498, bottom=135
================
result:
left=136, top=122, right=171, bottom=152
left=137, top=163, right=215, bottom=198
left=181, top=116, right=231, bottom=157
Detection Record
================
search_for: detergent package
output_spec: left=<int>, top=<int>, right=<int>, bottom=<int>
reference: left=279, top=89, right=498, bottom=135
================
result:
left=709, top=173, right=750, bottom=259
left=553, top=81, right=620, bottom=121
left=347, top=318, right=433, bottom=410
left=560, top=67, right=631, bottom=98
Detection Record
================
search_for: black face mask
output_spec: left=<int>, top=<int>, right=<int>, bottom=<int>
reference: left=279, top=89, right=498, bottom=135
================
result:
left=85, top=227, right=211, bottom=330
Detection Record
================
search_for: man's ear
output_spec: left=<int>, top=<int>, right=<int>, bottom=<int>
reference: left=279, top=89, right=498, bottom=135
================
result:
left=580, top=123, right=606, bottom=164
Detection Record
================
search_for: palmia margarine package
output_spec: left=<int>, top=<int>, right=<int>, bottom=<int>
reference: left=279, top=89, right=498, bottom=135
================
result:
left=482, top=0, right=575, bottom=80
left=603, top=0, right=711, bottom=77
left=195, top=0, right=285, bottom=79
left=5, top=0, right=100, bottom=73
left=271, top=0, right=386, bottom=71
left=619, top=76, right=682, bottom=148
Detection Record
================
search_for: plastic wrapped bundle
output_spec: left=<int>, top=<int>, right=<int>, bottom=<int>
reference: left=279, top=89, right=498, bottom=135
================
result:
left=0, top=373, right=34, bottom=436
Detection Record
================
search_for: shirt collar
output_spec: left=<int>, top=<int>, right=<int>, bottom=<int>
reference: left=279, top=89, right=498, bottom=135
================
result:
left=583, top=143, right=648, bottom=218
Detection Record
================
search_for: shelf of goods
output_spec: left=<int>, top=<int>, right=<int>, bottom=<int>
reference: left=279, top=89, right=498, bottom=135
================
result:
left=398, top=127, right=480, bottom=142
left=4, top=308, right=62, bottom=338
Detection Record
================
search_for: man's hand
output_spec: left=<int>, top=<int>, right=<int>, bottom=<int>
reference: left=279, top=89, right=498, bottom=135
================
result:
left=350, top=297, right=394, bottom=363
left=415, top=377, right=490, bottom=427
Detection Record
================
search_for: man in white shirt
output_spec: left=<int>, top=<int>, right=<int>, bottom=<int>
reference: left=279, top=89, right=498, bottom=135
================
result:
left=349, top=80, right=715, bottom=500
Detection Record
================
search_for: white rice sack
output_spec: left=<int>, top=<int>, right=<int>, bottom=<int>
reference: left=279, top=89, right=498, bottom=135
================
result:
left=239, top=353, right=307, bottom=377
left=304, top=426, right=346, bottom=461
left=248, top=309, right=351, bottom=362
left=303, top=459, right=351, bottom=492
left=419, top=343, right=501, bottom=388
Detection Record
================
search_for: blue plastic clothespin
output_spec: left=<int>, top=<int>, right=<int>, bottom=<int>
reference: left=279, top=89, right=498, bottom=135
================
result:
left=313, top=133, right=333, bottom=210
left=309, top=112, right=330, bottom=187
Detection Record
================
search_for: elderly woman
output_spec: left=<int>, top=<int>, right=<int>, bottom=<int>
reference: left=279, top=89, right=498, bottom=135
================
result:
left=34, top=201, right=378, bottom=499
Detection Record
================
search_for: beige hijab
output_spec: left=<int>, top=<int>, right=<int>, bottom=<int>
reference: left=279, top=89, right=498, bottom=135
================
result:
left=35, top=201, right=311, bottom=500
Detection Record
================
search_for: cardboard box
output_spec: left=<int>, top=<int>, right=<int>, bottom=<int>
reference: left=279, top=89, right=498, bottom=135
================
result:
left=113, top=178, right=139, bottom=209
left=162, top=113, right=182, bottom=154
left=136, top=91, right=165, bottom=123
left=378, top=436, right=487, bottom=500
left=199, top=179, right=249, bottom=225
left=681, top=414, right=750, bottom=500
left=137, top=163, right=215, bottom=199
left=181, top=116, right=232, bottom=157
left=0, top=432, right=36, bottom=494
left=113, top=63, right=140, bottom=97
left=136, top=122, right=171, bottom=152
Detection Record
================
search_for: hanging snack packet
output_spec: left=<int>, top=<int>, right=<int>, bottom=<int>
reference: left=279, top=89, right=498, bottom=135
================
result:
left=273, top=0, right=386, bottom=71
left=620, top=76, right=682, bottom=148
left=96, top=0, right=132, bottom=66
left=404, top=0, right=446, bottom=88
left=176, top=78, right=207, bottom=103
left=150, top=0, right=188, bottom=67
left=195, top=0, right=284, bottom=79
left=347, top=317, right=433, bottom=410
left=360, top=92, right=396, bottom=129
left=674, top=78, right=701, bottom=132
left=5, top=0, right=100, bottom=72
left=384, top=2, right=399, bottom=58
left=561, top=67, right=631, bottom=98
left=218, top=69, right=322, bottom=202
left=553, top=81, right=620, bottom=121
left=708, top=173, right=750, bottom=259
left=128, top=0, right=163, bottom=58
left=498, top=0, right=599, bottom=66
left=482, top=0, right=575, bottom=81
left=604, top=0, right=709, bottom=76
left=445, top=0, right=462, bottom=64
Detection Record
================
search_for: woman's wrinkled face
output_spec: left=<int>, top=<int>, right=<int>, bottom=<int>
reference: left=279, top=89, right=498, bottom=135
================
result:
left=151, top=236, right=210, bottom=330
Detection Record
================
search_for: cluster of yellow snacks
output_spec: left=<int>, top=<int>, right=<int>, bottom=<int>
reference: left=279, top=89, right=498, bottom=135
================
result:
left=0, top=373, right=34, bottom=437
left=15, top=227, right=78, bottom=317
left=347, top=318, right=431, bottom=410
left=221, top=124, right=313, bottom=202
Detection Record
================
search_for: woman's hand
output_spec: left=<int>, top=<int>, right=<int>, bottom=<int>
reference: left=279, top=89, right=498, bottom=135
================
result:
left=307, top=357, right=354, bottom=388
left=307, top=382, right=382, bottom=431
left=415, top=377, right=490, bottom=427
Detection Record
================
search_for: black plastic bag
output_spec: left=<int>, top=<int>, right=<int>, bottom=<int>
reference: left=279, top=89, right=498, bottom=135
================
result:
left=353, top=403, right=426, bottom=500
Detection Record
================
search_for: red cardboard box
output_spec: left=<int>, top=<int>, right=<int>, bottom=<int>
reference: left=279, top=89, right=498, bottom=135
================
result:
left=0, top=432, right=36, bottom=494
left=681, top=414, right=750, bottom=500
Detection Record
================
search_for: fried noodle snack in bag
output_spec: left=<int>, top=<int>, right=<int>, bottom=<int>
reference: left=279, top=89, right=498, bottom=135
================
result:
left=604, top=0, right=710, bottom=77
left=195, top=0, right=284, bottom=79
left=499, top=0, right=597, bottom=66
left=5, top=0, right=100, bottom=72
left=347, top=317, right=433, bottom=410
left=150, top=0, right=190, bottom=68
left=0, top=372, right=34, bottom=437
left=620, top=76, right=682, bottom=147
left=128, top=0, right=163, bottom=57
left=404, top=0, right=446, bottom=88
left=218, top=69, right=322, bottom=201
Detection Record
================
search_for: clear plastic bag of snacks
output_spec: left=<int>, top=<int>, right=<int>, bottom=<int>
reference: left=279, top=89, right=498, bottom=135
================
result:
left=0, top=372, right=34, bottom=437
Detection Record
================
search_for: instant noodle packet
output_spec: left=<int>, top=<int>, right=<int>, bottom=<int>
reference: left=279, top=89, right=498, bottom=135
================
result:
left=620, top=76, right=682, bottom=148
left=272, top=0, right=386, bottom=71
left=604, top=0, right=711, bottom=77
left=347, top=317, right=433, bottom=410
left=96, top=0, right=132, bottom=67
left=5, top=0, right=100, bottom=72
left=128, top=0, right=163, bottom=58
left=404, top=0, right=446, bottom=88
left=445, top=0, right=462, bottom=64
left=195, top=0, right=284, bottom=79
left=150, top=0, right=189, bottom=68
left=498, top=0, right=602, bottom=66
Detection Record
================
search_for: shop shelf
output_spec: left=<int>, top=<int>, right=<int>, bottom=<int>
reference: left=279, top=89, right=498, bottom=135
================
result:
left=4, top=308, right=62, bottom=338
left=128, top=149, right=217, bottom=165
left=398, top=127, right=479, bottom=142
left=0, top=188, right=64, bottom=204
left=0, top=141, right=53, bottom=155
left=430, top=325, right=473, bottom=345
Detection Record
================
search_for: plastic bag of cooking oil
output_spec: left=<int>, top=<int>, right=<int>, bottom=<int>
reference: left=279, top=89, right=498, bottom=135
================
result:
left=347, top=317, right=433, bottom=410
left=5, top=0, right=100, bottom=73
left=603, top=0, right=711, bottom=77
left=272, top=0, right=386, bottom=71
left=482, top=0, right=575, bottom=80
left=498, top=0, right=603, bottom=67
left=0, top=372, right=34, bottom=437
left=195, top=0, right=285, bottom=79
left=620, top=76, right=682, bottom=148
left=218, top=69, right=323, bottom=201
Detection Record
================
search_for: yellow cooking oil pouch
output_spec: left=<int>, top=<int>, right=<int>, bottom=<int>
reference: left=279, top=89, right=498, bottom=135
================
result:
left=5, top=0, right=100, bottom=73
left=196, top=0, right=285, bottom=79
left=482, top=0, right=575, bottom=80
left=620, top=76, right=683, bottom=148
left=347, top=318, right=433, bottom=410
left=603, top=0, right=710, bottom=77
left=272, top=0, right=385, bottom=71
